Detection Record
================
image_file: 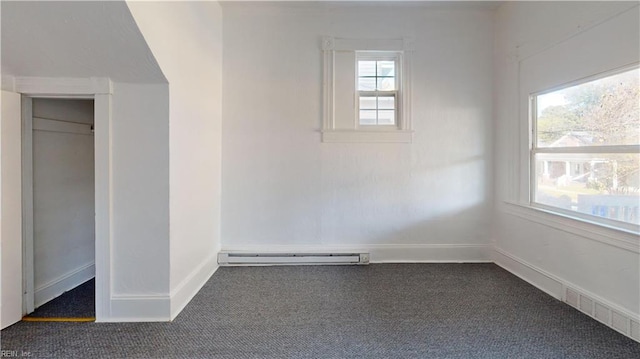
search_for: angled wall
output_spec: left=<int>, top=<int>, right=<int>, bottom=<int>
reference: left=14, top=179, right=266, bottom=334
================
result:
left=1, top=0, right=171, bottom=322
left=126, top=0, right=223, bottom=319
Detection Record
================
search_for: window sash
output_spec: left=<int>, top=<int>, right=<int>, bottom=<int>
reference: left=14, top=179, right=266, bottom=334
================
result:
left=533, top=145, right=640, bottom=154
left=530, top=201, right=640, bottom=234
left=356, top=53, right=402, bottom=127
left=529, top=85, right=640, bottom=231
left=321, top=37, right=413, bottom=143
left=529, top=152, right=640, bottom=232
left=358, top=91, right=397, bottom=126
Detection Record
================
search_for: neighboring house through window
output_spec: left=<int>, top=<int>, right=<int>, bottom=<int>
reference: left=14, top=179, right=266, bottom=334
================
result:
left=531, top=66, right=640, bottom=230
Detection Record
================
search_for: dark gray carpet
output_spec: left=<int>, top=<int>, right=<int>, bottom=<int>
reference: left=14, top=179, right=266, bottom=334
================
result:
left=26, top=279, right=95, bottom=318
left=1, top=264, right=639, bottom=358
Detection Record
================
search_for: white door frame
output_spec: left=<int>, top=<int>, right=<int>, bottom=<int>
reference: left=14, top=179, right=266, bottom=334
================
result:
left=1, top=89, right=24, bottom=329
left=15, top=77, right=113, bottom=321
left=21, top=96, right=33, bottom=314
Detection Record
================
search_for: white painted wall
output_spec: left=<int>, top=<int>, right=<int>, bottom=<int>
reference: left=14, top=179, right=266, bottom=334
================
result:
left=2, top=1, right=173, bottom=321
left=493, top=0, right=640, bottom=320
left=126, top=1, right=223, bottom=318
left=221, top=3, right=494, bottom=261
left=110, top=82, right=170, bottom=298
left=1, top=91, right=22, bottom=329
left=31, top=99, right=95, bottom=307
left=33, top=99, right=94, bottom=125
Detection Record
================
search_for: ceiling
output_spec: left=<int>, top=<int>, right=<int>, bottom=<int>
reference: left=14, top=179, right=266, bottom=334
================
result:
left=1, top=0, right=502, bottom=83
left=1, top=1, right=166, bottom=83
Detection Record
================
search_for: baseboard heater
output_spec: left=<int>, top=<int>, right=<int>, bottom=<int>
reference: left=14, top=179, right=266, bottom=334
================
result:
left=218, top=252, right=370, bottom=266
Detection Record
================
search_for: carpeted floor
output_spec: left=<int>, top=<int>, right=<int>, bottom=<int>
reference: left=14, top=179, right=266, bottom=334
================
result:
left=26, top=279, right=95, bottom=319
left=1, top=264, right=639, bottom=358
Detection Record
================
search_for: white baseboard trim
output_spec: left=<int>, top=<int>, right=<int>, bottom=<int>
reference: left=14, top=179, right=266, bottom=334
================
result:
left=105, top=294, right=170, bottom=322
left=34, top=262, right=95, bottom=308
left=492, top=248, right=564, bottom=300
left=170, top=254, right=219, bottom=320
left=494, top=247, right=640, bottom=343
left=220, top=244, right=492, bottom=263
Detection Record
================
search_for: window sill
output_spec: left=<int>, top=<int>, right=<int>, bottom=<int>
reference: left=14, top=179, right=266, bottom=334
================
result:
left=500, top=201, right=639, bottom=253
left=322, top=130, right=413, bottom=143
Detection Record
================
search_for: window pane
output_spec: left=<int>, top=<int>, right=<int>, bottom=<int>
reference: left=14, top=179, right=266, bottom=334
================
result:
left=534, top=153, right=640, bottom=225
left=359, top=110, right=377, bottom=125
left=377, top=77, right=395, bottom=91
left=535, top=68, right=640, bottom=147
left=377, top=61, right=395, bottom=77
left=358, top=78, right=376, bottom=91
left=358, top=61, right=376, bottom=77
left=359, top=96, right=377, bottom=110
left=378, top=110, right=395, bottom=125
left=378, top=96, right=395, bottom=110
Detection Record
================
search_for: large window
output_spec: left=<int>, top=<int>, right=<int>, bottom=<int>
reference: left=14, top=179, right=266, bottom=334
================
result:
left=357, top=54, right=399, bottom=127
left=531, top=67, right=640, bottom=229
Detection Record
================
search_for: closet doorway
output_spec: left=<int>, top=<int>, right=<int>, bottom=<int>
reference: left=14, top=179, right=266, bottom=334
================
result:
left=23, top=98, right=96, bottom=321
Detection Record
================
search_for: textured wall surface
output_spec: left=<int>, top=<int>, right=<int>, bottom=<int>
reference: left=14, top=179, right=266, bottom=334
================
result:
left=221, top=3, right=494, bottom=258
left=493, top=1, right=640, bottom=315
left=1, top=1, right=173, bottom=319
left=127, top=0, right=223, bottom=317
left=110, top=82, right=170, bottom=296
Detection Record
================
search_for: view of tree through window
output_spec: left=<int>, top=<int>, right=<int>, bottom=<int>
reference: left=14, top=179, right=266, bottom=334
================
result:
left=533, top=67, right=640, bottom=227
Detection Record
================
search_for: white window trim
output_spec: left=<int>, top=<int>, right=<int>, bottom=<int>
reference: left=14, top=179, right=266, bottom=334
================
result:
left=503, top=7, right=640, bottom=253
left=501, top=201, right=639, bottom=254
left=527, top=66, right=640, bottom=235
left=508, top=65, right=640, bottom=250
left=321, top=36, right=414, bottom=143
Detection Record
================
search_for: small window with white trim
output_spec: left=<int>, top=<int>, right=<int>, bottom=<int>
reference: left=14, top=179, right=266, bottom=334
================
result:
left=531, top=66, right=640, bottom=230
left=357, top=53, right=399, bottom=127
left=321, top=36, right=413, bottom=143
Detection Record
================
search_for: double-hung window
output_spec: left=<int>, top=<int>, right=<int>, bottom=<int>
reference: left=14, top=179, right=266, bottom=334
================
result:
left=531, top=66, right=640, bottom=230
left=321, top=37, right=413, bottom=143
left=357, top=54, right=399, bottom=127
